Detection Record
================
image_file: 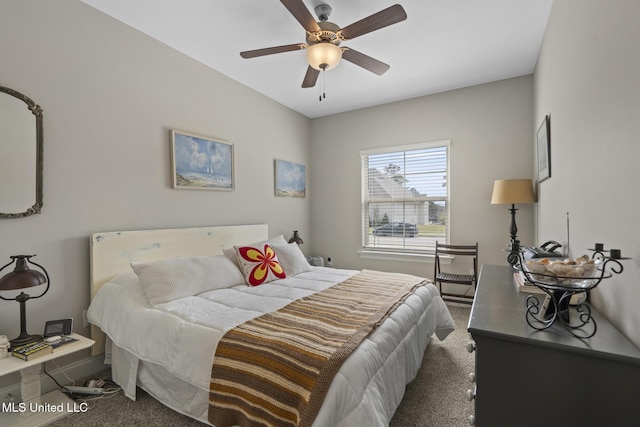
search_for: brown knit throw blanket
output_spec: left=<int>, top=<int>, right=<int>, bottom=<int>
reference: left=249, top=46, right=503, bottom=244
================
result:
left=208, top=270, right=427, bottom=427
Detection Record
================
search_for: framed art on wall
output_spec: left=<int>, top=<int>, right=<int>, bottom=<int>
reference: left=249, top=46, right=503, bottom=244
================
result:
left=537, top=115, right=551, bottom=183
left=275, top=159, right=306, bottom=198
left=171, top=129, right=234, bottom=190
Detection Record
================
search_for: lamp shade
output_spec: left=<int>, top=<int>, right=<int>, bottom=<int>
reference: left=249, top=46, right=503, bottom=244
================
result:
left=307, top=43, right=342, bottom=71
left=491, top=179, right=536, bottom=205
left=0, top=256, right=47, bottom=290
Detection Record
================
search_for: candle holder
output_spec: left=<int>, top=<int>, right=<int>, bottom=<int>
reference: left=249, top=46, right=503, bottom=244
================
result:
left=516, top=249, right=626, bottom=339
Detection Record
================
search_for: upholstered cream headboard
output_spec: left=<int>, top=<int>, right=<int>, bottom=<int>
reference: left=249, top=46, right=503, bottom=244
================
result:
left=89, top=224, right=269, bottom=356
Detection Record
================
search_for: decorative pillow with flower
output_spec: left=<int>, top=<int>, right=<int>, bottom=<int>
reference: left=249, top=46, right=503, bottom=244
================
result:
left=234, top=244, right=286, bottom=286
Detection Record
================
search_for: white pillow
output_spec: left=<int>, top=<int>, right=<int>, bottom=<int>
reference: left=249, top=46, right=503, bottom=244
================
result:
left=131, top=255, right=245, bottom=306
left=271, top=242, right=312, bottom=277
left=223, top=234, right=287, bottom=266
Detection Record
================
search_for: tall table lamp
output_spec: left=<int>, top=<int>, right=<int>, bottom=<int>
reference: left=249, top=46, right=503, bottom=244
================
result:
left=491, top=179, right=536, bottom=265
left=0, top=255, right=50, bottom=349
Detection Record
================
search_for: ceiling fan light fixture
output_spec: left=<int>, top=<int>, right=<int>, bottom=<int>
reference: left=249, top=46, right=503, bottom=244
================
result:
left=306, top=43, right=342, bottom=71
left=240, top=1, right=407, bottom=89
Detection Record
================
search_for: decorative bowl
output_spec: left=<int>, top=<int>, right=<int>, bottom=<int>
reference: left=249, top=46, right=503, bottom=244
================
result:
left=523, top=255, right=601, bottom=288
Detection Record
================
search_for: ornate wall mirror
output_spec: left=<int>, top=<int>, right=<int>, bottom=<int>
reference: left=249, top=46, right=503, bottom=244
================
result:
left=0, top=85, right=43, bottom=218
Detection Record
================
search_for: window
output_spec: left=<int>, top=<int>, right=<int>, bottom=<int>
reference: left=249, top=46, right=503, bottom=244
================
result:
left=361, top=140, right=449, bottom=254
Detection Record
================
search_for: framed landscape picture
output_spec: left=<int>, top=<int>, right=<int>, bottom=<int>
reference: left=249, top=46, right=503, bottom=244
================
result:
left=171, top=129, right=234, bottom=191
left=537, top=115, right=551, bottom=183
left=275, top=159, right=306, bottom=198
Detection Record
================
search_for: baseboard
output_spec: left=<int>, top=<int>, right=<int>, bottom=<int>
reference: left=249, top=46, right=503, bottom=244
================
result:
left=0, top=355, right=108, bottom=403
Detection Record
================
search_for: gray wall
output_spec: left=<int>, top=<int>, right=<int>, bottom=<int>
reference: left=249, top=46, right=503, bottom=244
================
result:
left=534, top=0, right=640, bottom=348
left=310, top=76, right=535, bottom=278
left=0, top=0, right=311, bottom=387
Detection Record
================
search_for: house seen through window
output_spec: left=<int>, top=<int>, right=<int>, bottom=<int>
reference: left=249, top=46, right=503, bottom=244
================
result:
left=361, top=140, right=449, bottom=253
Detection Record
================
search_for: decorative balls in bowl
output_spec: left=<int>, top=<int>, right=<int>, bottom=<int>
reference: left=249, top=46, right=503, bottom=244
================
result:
left=524, top=255, right=599, bottom=283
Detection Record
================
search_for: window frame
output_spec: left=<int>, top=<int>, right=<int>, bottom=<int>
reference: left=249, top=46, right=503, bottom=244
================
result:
left=360, top=140, right=450, bottom=257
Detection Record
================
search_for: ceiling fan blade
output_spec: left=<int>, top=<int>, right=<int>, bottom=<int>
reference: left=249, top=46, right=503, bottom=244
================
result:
left=280, top=0, right=321, bottom=33
left=342, top=48, right=390, bottom=75
left=339, top=4, right=407, bottom=40
left=240, top=43, right=305, bottom=59
left=301, top=66, right=320, bottom=88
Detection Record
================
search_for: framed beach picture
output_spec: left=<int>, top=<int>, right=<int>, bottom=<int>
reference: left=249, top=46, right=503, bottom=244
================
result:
left=171, top=129, right=234, bottom=191
left=537, top=115, right=551, bottom=183
left=275, top=159, right=306, bottom=198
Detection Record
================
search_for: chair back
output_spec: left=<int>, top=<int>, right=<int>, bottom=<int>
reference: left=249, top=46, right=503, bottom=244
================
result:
left=435, top=242, right=478, bottom=271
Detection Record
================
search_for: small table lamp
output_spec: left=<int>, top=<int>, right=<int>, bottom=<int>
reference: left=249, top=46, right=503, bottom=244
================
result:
left=491, top=179, right=536, bottom=264
left=288, top=230, right=304, bottom=245
left=0, top=255, right=50, bottom=349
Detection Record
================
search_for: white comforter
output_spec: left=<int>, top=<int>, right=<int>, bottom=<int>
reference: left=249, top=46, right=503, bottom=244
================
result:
left=88, top=267, right=455, bottom=426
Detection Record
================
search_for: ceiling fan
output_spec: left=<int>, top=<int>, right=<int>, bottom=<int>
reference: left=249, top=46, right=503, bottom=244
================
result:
left=240, top=0, right=407, bottom=91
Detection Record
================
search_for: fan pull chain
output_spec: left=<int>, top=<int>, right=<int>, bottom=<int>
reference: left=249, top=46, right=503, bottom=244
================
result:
left=319, top=68, right=327, bottom=102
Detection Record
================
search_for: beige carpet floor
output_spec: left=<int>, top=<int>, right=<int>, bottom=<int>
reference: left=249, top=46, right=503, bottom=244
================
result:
left=50, top=303, right=473, bottom=427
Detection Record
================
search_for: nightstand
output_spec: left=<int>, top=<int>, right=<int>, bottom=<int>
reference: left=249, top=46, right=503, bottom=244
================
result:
left=0, top=334, right=94, bottom=426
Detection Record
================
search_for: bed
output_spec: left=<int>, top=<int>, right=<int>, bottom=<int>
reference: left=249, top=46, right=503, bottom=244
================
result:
left=87, top=224, right=455, bottom=427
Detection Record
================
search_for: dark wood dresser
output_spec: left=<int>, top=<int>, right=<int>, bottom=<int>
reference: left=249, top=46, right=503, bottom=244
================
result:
left=467, top=264, right=640, bottom=427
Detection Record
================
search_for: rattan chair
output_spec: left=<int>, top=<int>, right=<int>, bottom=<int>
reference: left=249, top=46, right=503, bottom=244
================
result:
left=434, top=242, right=478, bottom=304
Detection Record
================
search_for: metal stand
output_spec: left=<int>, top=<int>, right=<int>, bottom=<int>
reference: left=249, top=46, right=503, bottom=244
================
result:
left=525, top=290, right=597, bottom=338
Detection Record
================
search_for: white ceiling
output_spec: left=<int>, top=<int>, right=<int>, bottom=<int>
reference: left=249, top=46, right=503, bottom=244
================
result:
left=80, top=0, right=553, bottom=118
